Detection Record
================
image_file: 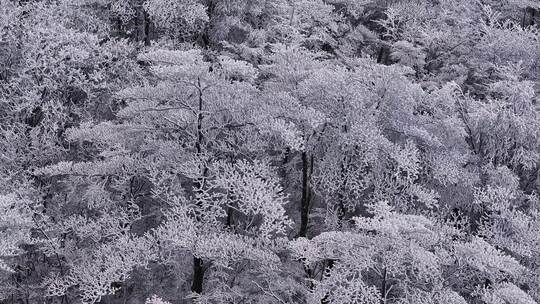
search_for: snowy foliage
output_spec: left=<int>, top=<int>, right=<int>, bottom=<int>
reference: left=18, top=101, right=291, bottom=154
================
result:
left=1, top=0, right=539, bottom=303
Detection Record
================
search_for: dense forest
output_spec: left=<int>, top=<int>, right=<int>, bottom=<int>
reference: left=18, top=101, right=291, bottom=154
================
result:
left=1, top=0, right=540, bottom=303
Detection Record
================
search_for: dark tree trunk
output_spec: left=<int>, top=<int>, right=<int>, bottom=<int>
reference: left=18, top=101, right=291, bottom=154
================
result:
left=133, top=2, right=153, bottom=45
left=298, top=152, right=313, bottom=238
left=320, top=259, right=336, bottom=304
left=337, top=124, right=349, bottom=221
left=143, top=10, right=152, bottom=46
left=283, top=147, right=291, bottom=165
left=191, top=257, right=205, bottom=294
left=522, top=7, right=539, bottom=28
left=377, top=46, right=390, bottom=65
left=226, top=206, right=234, bottom=227
left=190, top=77, right=207, bottom=295
left=197, top=0, right=216, bottom=48
left=380, top=268, right=387, bottom=304
left=195, top=77, right=204, bottom=155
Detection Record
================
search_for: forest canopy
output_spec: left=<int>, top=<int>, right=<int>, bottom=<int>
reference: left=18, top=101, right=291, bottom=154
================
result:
left=0, top=0, right=540, bottom=303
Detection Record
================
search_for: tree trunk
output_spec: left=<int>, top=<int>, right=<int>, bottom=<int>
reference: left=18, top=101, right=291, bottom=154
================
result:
left=380, top=268, right=387, bottom=304
left=195, top=77, right=204, bottom=155
left=226, top=206, right=234, bottom=227
left=298, top=152, right=313, bottom=238
left=377, top=45, right=390, bottom=65
left=190, top=77, right=207, bottom=295
left=133, top=1, right=153, bottom=45
left=143, top=10, right=152, bottom=46
left=197, top=0, right=216, bottom=48
left=522, top=7, right=538, bottom=28
left=320, top=259, right=335, bottom=304
left=191, top=257, right=205, bottom=294
left=337, top=124, right=349, bottom=221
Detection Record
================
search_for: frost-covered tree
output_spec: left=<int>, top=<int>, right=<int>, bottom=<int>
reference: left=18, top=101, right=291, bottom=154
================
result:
left=36, top=48, right=297, bottom=303
left=1, top=0, right=539, bottom=303
left=290, top=201, right=461, bottom=304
